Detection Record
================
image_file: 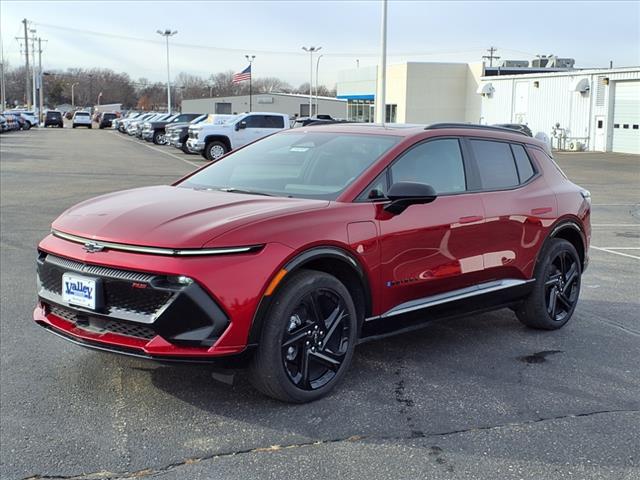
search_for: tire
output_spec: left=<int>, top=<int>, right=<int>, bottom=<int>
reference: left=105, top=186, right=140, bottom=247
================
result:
left=72, top=124, right=76, bottom=129
left=23, top=121, right=31, bottom=131
left=204, top=141, right=228, bottom=161
left=88, top=125, right=92, bottom=129
left=248, top=270, right=358, bottom=403
left=516, top=238, right=582, bottom=330
left=181, top=143, right=191, bottom=154
left=153, top=131, right=166, bottom=145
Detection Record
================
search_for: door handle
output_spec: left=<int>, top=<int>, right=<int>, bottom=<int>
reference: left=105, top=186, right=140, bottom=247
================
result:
left=458, top=215, right=483, bottom=224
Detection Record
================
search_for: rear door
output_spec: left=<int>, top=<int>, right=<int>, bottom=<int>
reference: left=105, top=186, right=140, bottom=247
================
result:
left=467, top=138, right=556, bottom=281
left=376, top=137, right=487, bottom=314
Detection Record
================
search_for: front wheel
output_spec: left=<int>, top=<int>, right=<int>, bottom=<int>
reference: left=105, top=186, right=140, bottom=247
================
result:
left=249, top=270, right=358, bottom=403
left=516, top=238, right=582, bottom=330
left=204, top=141, right=228, bottom=161
left=153, top=131, right=166, bottom=145
left=23, top=121, right=32, bottom=130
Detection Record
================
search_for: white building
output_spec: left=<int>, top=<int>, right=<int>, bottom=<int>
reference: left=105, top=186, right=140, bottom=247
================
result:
left=181, top=92, right=347, bottom=119
left=337, top=61, right=639, bottom=154
left=479, top=67, right=640, bottom=154
left=337, top=62, right=485, bottom=124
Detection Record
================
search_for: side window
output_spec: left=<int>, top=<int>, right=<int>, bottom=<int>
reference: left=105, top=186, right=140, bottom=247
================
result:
left=470, top=140, right=519, bottom=189
left=243, top=115, right=265, bottom=128
left=357, top=171, right=388, bottom=201
left=390, top=139, right=466, bottom=194
left=264, top=115, right=285, bottom=128
left=511, top=144, right=535, bottom=182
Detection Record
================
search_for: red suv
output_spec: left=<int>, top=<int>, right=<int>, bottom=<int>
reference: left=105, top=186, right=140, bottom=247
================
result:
left=34, top=123, right=591, bottom=402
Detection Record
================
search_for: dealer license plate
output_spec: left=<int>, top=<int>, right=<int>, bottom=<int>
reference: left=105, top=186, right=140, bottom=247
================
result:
left=62, top=273, right=97, bottom=310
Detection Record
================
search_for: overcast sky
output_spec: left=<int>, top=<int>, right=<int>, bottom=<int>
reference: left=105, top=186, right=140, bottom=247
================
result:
left=1, top=0, right=638, bottom=87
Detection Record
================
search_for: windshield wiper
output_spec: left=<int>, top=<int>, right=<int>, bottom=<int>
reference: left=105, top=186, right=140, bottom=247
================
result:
left=219, top=187, right=275, bottom=197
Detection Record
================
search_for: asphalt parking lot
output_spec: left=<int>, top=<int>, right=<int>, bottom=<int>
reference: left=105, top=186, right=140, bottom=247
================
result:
left=1, top=127, right=639, bottom=480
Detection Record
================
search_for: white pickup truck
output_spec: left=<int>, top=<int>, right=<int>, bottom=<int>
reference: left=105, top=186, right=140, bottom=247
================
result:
left=186, top=112, right=290, bottom=161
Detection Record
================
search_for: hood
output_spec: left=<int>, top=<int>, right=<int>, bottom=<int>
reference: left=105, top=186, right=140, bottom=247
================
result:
left=52, top=185, right=329, bottom=249
left=166, top=121, right=191, bottom=131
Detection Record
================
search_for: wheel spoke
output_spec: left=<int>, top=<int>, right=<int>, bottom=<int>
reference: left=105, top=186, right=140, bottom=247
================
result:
left=548, top=288, right=558, bottom=317
left=320, top=307, right=345, bottom=347
left=557, top=292, right=573, bottom=310
left=282, top=328, right=308, bottom=348
left=563, top=264, right=578, bottom=292
left=545, top=274, right=562, bottom=286
left=306, top=292, right=324, bottom=326
left=298, top=348, right=311, bottom=389
left=559, top=252, right=567, bottom=276
left=309, top=350, right=342, bottom=371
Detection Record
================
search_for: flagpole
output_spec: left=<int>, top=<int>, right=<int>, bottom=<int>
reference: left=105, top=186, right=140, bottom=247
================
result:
left=245, top=55, right=255, bottom=112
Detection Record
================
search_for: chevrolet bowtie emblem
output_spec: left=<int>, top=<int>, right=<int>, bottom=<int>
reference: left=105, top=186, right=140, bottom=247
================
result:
left=83, top=241, right=105, bottom=253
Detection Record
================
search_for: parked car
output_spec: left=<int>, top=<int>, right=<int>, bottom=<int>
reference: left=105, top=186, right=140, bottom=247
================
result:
left=292, top=115, right=346, bottom=128
left=127, top=113, right=165, bottom=136
left=187, top=112, right=290, bottom=160
left=2, top=113, right=21, bottom=131
left=134, top=113, right=171, bottom=138
left=98, top=112, right=117, bottom=129
left=166, top=114, right=226, bottom=153
left=0, top=115, right=7, bottom=133
left=9, top=110, right=38, bottom=129
left=493, top=123, right=533, bottom=137
left=116, top=112, right=144, bottom=133
left=72, top=111, right=92, bottom=129
left=141, top=113, right=202, bottom=145
left=44, top=110, right=64, bottom=128
left=34, top=123, right=591, bottom=402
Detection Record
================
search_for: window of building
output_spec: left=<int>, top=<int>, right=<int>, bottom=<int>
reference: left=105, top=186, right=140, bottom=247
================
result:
left=347, top=99, right=374, bottom=122
left=385, top=104, right=397, bottom=123
left=215, top=102, right=232, bottom=114
left=511, top=144, right=536, bottom=183
left=470, top=139, right=519, bottom=189
left=390, top=139, right=466, bottom=194
left=300, top=104, right=317, bottom=117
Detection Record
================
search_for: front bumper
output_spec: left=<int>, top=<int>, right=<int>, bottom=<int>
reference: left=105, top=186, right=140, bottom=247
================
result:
left=186, top=138, right=204, bottom=152
left=34, top=234, right=294, bottom=361
left=141, top=129, right=153, bottom=140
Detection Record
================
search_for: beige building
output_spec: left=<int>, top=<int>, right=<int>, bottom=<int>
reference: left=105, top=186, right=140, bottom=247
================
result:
left=336, top=62, right=484, bottom=123
left=181, top=92, right=347, bottom=119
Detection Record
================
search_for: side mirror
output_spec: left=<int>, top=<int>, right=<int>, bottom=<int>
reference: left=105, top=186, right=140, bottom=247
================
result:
left=384, top=182, right=437, bottom=215
left=235, top=121, right=247, bottom=131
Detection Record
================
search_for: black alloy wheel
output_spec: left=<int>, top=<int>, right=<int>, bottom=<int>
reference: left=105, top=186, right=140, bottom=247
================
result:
left=544, top=250, right=580, bottom=322
left=281, top=289, right=351, bottom=391
left=516, top=238, right=582, bottom=330
left=249, top=270, right=357, bottom=402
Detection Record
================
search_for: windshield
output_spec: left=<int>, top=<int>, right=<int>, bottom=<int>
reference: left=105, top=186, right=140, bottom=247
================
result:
left=179, top=131, right=400, bottom=200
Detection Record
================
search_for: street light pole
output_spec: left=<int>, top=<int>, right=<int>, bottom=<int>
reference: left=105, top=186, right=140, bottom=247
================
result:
left=302, top=46, right=321, bottom=117
left=315, top=54, right=323, bottom=115
left=157, top=29, right=177, bottom=114
left=245, top=54, right=255, bottom=112
left=375, top=0, right=388, bottom=124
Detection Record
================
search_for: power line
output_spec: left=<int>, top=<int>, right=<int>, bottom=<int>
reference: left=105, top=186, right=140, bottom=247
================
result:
left=482, top=46, right=500, bottom=67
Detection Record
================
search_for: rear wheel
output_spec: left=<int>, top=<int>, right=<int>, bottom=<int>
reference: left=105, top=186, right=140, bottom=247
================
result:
left=516, top=238, right=581, bottom=330
left=204, top=141, right=228, bottom=161
left=249, top=270, right=357, bottom=403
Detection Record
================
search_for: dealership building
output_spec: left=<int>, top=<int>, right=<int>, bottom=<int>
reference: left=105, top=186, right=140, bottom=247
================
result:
left=336, top=62, right=639, bottom=154
left=181, top=92, right=346, bottom=119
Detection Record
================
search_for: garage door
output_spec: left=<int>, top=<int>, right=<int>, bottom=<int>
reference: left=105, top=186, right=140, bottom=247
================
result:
left=611, top=81, right=640, bottom=154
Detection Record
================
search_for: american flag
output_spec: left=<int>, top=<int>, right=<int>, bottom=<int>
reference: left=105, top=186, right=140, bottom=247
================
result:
left=232, top=65, right=251, bottom=83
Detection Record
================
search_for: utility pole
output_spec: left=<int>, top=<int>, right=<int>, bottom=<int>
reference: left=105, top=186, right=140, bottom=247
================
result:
left=38, top=37, right=44, bottom=122
left=482, top=47, right=500, bottom=67
left=30, top=29, right=37, bottom=113
left=245, top=54, right=255, bottom=112
left=302, top=46, right=321, bottom=117
left=375, top=0, right=388, bottom=124
left=315, top=54, right=323, bottom=115
left=22, top=19, right=31, bottom=108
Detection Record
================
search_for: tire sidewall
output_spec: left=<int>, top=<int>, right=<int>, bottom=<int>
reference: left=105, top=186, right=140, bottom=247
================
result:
left=206, top=141, right=227, bottom=161
left=254, top=270, right=358, bottom=402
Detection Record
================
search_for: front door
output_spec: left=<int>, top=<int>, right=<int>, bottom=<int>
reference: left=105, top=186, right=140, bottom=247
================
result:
left=376, top=138, right=487, bottom=315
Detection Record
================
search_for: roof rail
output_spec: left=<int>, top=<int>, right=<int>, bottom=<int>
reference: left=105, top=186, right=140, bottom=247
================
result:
left=425, top=123, right=529, bottom=136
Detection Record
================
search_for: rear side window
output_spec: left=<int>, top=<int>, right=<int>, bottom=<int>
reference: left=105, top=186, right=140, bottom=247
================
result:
left=470, top=140, right=519, bottom=189
left=390, top=138, right=466, bottom=194
left=511, top=144, right=535, bottom=182
left=264, top=115, right=285, bottom=128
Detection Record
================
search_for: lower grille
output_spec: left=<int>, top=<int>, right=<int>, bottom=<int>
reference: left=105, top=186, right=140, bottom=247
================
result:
left=49, top=304, right=156, bottom=340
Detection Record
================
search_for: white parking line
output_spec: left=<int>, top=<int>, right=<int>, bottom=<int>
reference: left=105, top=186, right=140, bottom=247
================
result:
left=109, top=131, right=201, bottom=168
left=591, top=246, right=640, bottom=260
left=591, top=224, right=640, bottom=227
left=596, top=247, right=640, bottom=250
